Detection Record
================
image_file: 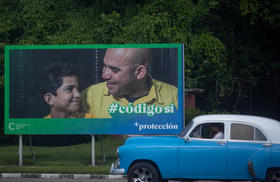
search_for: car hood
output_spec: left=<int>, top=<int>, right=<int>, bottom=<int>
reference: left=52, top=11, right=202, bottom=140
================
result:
left=124, top=135, right=183, bottom=145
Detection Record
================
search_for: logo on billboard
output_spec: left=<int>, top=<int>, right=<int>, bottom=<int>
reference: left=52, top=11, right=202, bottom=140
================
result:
left=8, top=123, right=16, bottom=131
left=8, top=122, right=30, bottom=131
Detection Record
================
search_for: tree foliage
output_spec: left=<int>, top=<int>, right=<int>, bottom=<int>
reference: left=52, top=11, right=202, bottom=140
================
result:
left=240, top=0, right=280, bottom=28
left=0, top=0, right=279, bottom=117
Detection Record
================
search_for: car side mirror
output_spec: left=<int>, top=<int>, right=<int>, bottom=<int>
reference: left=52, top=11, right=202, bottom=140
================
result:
left=185, top=136, right=191, bottom=143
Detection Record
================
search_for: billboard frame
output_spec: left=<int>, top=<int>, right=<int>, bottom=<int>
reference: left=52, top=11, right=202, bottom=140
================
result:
left=5, top=44, right=185, bottom=135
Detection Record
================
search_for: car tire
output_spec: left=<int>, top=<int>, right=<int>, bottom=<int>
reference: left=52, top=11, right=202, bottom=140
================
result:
left=128, top=162, right=160, bottom=182
left=266, top=168, right=280, bottom=182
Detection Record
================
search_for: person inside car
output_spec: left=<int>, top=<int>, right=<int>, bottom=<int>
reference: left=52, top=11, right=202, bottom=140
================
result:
left=211, top=123, right=224, bottom=139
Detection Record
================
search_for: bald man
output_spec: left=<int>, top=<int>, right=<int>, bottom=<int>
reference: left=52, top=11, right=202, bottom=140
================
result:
left=81, top=48, right=178, bottom=118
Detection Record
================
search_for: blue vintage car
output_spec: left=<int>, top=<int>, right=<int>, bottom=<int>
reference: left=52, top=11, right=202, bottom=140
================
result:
left=110, top=114, right=280, bottom=182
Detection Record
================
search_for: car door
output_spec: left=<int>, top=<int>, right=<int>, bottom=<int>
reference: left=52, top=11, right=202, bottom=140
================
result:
left=227, top=122, right=271, bottom=180
left=178, top=122, right=227, bottom=179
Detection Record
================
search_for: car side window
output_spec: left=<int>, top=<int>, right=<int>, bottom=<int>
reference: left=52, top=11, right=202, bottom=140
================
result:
left=255, top=128, right=267, bottom=141
left=230, top=123, right=267, bottom=141
left=189, top=123, right=224, bottom=139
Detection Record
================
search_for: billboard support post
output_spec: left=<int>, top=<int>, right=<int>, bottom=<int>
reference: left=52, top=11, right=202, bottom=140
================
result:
left=19, top=135, right=23, bottom=166
left=91, top=135, right=95, bottom=166
left=29, top=135, right=35, bottom=160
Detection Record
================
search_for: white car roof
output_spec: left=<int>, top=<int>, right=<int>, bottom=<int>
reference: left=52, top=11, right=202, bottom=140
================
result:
left=192, top=114, right=280, bottom=144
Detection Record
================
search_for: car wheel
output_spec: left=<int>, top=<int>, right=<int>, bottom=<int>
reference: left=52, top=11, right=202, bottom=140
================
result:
left=128, top=162, right=160, bottom=182
left=267, top=168, right=280, bottom=182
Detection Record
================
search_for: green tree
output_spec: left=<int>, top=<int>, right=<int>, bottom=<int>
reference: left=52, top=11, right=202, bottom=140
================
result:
left=0, top=0, right=279, bottom=138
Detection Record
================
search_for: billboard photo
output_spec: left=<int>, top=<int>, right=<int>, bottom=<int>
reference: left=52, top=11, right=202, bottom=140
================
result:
left=5, top=44, right=184, bottom=135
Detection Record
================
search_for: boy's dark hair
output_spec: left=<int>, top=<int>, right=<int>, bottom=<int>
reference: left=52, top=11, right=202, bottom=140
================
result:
left=38, top=62, right=77, bottom=97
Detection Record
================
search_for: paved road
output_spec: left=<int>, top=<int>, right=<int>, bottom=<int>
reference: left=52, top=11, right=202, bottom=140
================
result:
left=0, top=178, right=126, bottom=182
left=0, top=178, right=253, bottom=182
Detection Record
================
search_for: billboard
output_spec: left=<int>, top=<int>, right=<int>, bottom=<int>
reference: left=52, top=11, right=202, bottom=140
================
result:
left=5, top=44, right=184, bottom=134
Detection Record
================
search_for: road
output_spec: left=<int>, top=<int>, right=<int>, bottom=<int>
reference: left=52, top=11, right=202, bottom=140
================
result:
left=0, top=176, right=252, bottom=182
left=0, top=178, right=253, bottom=182
left=0, top=178, right=126, bottom=182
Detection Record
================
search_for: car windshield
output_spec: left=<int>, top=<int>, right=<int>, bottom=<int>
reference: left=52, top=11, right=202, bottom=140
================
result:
left=178, top=121, right=193, bottom=138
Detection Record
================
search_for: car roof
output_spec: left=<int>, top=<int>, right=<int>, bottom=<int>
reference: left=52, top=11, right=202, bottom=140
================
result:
left=192, top=114, right=280, bottom=144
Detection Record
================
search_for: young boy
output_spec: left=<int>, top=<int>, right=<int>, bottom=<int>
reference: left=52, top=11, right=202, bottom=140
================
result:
left=39, top=62, right=94, bottom=118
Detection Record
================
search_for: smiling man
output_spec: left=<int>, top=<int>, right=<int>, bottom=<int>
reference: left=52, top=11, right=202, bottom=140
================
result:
left=81, top=48, right=178, bottom=118
left=39, top=62, right=94, bottom=118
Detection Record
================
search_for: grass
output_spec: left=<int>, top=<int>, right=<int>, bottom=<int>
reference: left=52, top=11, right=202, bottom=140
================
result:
left=0, top=136, right=126, bottom=174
